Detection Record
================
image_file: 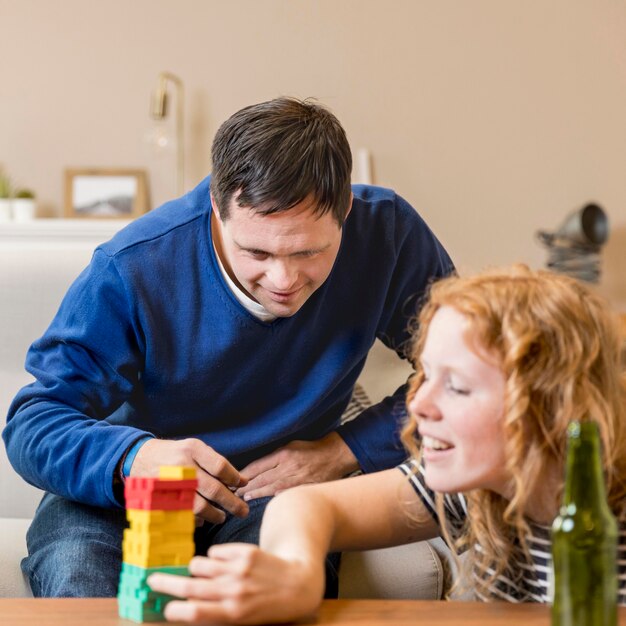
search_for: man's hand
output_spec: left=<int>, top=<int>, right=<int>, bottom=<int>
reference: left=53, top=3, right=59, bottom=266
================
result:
left=235, top=432, right=359, bottom=501
left=131, top=438, right=248, bottom=524
left=147, top=543, right=324, bottom=625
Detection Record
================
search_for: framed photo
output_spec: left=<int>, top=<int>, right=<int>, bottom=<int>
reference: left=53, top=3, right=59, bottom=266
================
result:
left=64, top=169, right=148, bottom=218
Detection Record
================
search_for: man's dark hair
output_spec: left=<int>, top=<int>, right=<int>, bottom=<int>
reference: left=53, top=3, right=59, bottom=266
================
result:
left=210, top=97, right=353, bottom=225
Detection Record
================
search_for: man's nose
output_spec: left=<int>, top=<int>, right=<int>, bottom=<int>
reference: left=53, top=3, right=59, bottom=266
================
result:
left=267, top=259, right=297, bottom=290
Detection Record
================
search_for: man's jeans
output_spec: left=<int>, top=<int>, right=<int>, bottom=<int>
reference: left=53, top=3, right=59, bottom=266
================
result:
left=22, top=492, right=340, bottom=598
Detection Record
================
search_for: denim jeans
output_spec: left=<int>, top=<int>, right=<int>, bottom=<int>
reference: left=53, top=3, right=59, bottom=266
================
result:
left=22, top=492, right=340, bottom=598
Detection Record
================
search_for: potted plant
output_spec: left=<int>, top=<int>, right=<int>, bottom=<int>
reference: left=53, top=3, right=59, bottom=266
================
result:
left=0, top=172, right=11, bottom=221
left=12, top=188, right=37, bottom=221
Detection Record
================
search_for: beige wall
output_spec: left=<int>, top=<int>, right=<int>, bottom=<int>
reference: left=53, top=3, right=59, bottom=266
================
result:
left=2, top=0, right=625, bottom=307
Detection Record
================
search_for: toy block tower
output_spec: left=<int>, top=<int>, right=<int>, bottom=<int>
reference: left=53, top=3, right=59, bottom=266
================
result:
left=118, top=466, right=197, bottom=623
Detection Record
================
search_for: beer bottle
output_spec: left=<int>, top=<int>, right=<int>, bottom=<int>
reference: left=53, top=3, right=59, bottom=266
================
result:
left=552, top=420, right=618, bottom=625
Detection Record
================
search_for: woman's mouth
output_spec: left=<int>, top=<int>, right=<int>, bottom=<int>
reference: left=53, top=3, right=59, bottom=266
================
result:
left=422, top=435, right=454, bottom=451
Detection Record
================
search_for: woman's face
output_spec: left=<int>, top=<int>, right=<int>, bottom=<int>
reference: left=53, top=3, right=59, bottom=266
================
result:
left=408, top=306, right=510, bottom=496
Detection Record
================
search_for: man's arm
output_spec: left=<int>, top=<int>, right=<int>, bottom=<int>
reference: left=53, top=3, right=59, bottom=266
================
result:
left=3, top=250, right=151, bottom=507
left=336, top=192, right=454, bottom=472
left=2, top=249, right=247, bottom=520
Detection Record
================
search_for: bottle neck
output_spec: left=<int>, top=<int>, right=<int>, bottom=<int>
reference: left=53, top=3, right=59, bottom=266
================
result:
left=562, top=421, right=608, bottom=511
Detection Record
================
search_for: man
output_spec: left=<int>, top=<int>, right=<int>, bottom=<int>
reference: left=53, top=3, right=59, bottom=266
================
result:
left=3, top=97, right=453, bottom=597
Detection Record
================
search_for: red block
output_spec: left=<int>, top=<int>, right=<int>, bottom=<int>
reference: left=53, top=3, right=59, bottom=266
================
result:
left=125, top=477, right=198, bottom=511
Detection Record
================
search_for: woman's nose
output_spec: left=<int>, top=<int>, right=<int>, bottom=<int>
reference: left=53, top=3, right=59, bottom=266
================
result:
left=408, top=381, right=441, bottom=422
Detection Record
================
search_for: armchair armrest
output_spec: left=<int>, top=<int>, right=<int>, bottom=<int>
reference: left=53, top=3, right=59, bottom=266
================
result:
left=0, top=518, right=32, bottom=597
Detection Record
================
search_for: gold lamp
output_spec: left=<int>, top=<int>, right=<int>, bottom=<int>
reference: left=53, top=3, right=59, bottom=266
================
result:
left=150, top=71, right=184, bottom=196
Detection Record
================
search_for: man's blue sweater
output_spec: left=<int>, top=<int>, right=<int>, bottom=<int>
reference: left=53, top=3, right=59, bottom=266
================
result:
left=3, top=177, right=453, bottom=508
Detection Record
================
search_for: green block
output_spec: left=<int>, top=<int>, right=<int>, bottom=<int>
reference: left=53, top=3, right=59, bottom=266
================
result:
left=121, top=562, right=189, bottom=582
left=117, top=563, right=189, bottom=623
left=118, top=598, right=165, bottom=623
left=118, top=563, right=189, bottom=597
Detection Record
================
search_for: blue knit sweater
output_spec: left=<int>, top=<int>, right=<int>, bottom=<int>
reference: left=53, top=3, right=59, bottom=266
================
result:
left=3, top=177, right=453, bottom=508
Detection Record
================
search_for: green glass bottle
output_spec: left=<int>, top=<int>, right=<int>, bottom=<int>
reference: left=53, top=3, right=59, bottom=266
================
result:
left=552, top=421, right=618, bottom=626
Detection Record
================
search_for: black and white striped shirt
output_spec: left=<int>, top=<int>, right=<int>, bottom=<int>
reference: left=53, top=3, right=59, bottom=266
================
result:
left=399, top=459, right=626, bottom=604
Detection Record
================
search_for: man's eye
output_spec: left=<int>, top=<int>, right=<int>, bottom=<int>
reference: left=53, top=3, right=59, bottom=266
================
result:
left=249, top=251, right=269, bottom=260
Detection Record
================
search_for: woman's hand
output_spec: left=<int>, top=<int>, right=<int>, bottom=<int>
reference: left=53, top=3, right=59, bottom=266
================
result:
left=147, top=543, right=325, bottom=624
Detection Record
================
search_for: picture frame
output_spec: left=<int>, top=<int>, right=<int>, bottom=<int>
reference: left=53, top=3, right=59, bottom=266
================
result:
left=64, top=168, right=149, bottom=219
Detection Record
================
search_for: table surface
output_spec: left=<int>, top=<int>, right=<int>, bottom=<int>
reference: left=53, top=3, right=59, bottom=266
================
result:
left=0, top=599, right=625, bottom=626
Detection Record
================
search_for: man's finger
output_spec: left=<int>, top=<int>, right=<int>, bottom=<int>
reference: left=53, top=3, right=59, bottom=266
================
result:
left=236, top=467, right=285, bottom=498
left=193, top=444, right=247, bottom=488
left=194, top=474, right=249, bottom=518
left=193, top=492, right=249, bottom=523
left=192, top=493, right=226, bottom=524
left=240, top=484, right=280, bottom=501
left=239, top=453, right=279, bottom=482
left=236, top=456, right=281, bottom=496
left=235, top=470, right=276, bottom=497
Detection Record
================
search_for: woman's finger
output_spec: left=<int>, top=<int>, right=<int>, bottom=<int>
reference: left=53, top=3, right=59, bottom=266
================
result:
left=188, top=555, right=232, bottom=578
left=147, top=573, right=225, bottom=601
left=163, top=599, right=235, bottom=624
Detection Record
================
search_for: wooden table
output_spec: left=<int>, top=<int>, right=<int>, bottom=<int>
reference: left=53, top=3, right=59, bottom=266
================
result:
left=0, top=599, right=625, bottom=625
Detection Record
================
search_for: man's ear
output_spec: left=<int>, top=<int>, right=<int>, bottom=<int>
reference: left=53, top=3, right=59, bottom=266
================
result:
left=210, top=193, right=223, bottom=221
left=343, top=192, right=354, bottom=223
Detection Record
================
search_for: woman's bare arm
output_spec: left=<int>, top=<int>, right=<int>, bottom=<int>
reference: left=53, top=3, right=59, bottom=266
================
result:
left=148, top=468, right=439, bottom=625
left=261, top=467, right=438, bottom=556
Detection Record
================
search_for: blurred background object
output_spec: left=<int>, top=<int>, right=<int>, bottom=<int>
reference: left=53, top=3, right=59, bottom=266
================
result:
left=147, top=71, right=184, bottom=197
left=537, top=203, right=609, bottom=283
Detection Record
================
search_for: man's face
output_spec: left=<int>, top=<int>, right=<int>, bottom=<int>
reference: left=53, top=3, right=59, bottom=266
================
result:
left=211, top=193, right=349, bottom=318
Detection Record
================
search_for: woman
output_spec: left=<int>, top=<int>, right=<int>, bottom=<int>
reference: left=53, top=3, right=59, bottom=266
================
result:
left=148, top=265, right=626, bottom=624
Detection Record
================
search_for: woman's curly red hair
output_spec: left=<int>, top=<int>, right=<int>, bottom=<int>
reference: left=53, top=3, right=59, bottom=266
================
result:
left=401, top=264, right=626, bottom=599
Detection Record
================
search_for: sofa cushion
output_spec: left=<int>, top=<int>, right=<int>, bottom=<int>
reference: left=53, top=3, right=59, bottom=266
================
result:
left=339, top=540, right=443, bottom=599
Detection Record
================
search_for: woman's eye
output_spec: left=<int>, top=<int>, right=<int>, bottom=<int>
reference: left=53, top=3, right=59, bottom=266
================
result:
left=446, top=380, right=470, bottom=396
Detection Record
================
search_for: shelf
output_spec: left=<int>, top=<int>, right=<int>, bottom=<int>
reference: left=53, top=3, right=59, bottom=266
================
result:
left=0, top=219, right=132, bottom=244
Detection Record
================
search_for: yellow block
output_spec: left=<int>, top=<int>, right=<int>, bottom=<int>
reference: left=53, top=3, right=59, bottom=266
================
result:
left=123, top=528, right=190, bottom=551
left=126, top=509, right=195, bottom=534
left=159, top=466, right=197, bottom=480
left=123, top=531, right=193, bottom=554
left=123, top=548, right=194, bottom=568
left=122, top=535, right=194, bottom=568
